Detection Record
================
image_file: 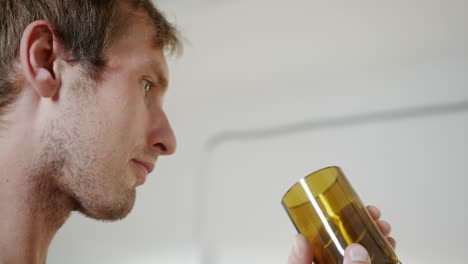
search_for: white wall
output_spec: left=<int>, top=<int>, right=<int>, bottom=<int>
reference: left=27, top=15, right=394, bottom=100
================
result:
left=48, top=0, right=468, bottom=263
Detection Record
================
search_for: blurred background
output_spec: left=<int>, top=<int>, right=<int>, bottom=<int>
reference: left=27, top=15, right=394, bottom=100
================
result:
left=48, top=0, right=468, bottom=263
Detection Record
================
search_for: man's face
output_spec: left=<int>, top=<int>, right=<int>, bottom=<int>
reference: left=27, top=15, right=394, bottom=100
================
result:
left=37, top=14, right=176, bottom=220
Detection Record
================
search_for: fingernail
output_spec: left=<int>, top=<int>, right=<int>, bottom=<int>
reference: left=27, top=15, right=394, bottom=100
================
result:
left=349, top=244, right=370, bottom=262
left=293, top=235, right=305, bottom=258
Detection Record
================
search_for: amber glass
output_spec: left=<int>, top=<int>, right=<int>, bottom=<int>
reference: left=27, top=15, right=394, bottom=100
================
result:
left=282, top=166, right=401, bottom=264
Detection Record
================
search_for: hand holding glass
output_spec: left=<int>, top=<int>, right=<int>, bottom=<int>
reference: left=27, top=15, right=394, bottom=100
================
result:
left=282, top=166, right=401, bottom=263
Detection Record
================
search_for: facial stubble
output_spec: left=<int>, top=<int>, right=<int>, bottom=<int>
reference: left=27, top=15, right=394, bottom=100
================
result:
left=33, top=77, right=137, bottom=222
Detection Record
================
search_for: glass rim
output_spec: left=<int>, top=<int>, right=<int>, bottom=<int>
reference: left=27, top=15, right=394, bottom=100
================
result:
left=281, top=165, right=342, bottom=203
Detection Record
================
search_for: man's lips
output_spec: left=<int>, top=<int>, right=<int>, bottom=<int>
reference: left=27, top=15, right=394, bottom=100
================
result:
left=133, top=160, right=154, bottom=174
left=131, top=159, right=155, bottom=185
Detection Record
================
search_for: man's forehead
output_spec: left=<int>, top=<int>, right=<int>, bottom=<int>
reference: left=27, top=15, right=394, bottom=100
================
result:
left=112, top=0, right=181, bottom=62
left=117, top=12, right=159, bottom=45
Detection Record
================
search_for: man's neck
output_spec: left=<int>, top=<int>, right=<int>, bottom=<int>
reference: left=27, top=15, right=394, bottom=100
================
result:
left=0, top=132, right=75, bottom=264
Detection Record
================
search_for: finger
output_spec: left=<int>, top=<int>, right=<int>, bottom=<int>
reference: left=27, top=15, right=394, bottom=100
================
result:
left=343, top=244, right=371, bottom=264
left=288, top=234, right=313, bottom=264
left=377, top=220, right=391, bottom=236
left=387, top=236, right=397, bottom=250
left=366, top=205, right=381, bottom=221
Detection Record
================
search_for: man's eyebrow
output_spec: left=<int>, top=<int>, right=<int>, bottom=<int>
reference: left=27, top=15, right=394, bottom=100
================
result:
left=148, top=60, right=168, bottom=92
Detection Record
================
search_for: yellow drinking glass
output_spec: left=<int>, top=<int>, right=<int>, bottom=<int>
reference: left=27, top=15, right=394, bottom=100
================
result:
left=282, top=166, right=401, bottom=264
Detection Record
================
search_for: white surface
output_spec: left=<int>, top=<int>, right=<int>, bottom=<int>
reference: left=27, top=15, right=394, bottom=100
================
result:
left=48, top=0, right=468, bottom=263
left=201, top=110, right=468, bottom=263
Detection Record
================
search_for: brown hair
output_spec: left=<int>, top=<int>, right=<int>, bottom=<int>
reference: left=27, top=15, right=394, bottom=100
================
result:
left=0, top=0, right=181, bottom=115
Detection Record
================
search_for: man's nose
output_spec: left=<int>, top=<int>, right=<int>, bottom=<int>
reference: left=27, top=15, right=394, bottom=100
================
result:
left=149, top=111, right=176, bottom=155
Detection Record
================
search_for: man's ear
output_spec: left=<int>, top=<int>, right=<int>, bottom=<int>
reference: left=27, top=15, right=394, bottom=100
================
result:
left=19, top=20, right=62, bottom=99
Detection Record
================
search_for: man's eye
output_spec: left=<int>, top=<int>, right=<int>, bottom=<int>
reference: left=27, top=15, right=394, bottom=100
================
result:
left=143, top=80, right=153, bottom=93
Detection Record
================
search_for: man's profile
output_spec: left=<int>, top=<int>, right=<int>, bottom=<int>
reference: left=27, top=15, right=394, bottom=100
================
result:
left=0, top=1, right=179, bottom=262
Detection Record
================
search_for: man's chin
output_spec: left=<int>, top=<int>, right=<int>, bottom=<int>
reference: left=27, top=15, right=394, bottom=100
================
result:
left=75, top=190, right=136, bottom=221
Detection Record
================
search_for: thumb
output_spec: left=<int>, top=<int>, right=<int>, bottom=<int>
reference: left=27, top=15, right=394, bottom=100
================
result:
left=343, top=244, right=371, bottom=264
left=288, top=234, right=313, bottom=264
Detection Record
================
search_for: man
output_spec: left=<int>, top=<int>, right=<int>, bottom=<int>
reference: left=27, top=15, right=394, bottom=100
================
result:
left=0, top=0, right=395, bottom=263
